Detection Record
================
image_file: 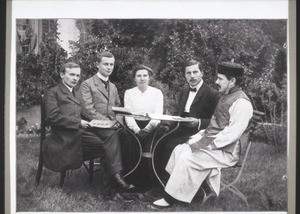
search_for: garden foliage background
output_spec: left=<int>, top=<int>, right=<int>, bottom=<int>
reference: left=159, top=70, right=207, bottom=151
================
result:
left=14, top=17, right=289, bottom=212
left=16, top=19, right=287, bottom=152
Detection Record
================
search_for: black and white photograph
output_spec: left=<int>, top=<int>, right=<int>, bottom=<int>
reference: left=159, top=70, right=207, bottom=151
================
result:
left=7, top=1, right=294, bottom=213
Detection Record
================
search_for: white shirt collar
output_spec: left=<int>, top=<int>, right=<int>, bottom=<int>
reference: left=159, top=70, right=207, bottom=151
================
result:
left=62, top=82, right=73, bottom=92
left=136, top=86, right=149, bottom=93
left=190, top=79, right=203, bottom=92
left=97, top=72, right=109, bottom=82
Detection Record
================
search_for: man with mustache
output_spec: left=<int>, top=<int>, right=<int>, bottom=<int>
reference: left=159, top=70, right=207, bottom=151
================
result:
left=149, top=61, right=253, bottom=209
left=80, top=51, right=134, bottom=193
left=154, top=59, right=220, bottom=185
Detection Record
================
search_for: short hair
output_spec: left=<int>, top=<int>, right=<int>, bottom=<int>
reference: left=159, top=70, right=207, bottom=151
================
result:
left=60, top=62, right=80, bottom=74
left=217, top=62, right=244, bottom=86
left=96, top=51, right=115, bottom=62
left=221, top=74, right=243, bottom=86
left=132, top=64, right=153, bottom=78
left=184, top=59, right=201, bottom=71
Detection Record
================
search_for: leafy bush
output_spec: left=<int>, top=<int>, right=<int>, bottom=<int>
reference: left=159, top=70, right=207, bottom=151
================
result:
left=17, top=19, right=287, bottom=152
left=252, top=123, right=287, bottom=154
left=16, top=117, right=27, bottom=133
left=16, top=117, right=41, bottom=135
left=17, top=20, right=67, bottom=107
left=71, top=19, right=287, bottom=120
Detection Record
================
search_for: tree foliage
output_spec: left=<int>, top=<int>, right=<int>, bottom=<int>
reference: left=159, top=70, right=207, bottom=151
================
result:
left=17, top=19, right=287, bottom=128
left=17, top=20, right=67, bottom=107
left=70, top=19, right=287, bottom=117
left=16, top=19, right=287, bottom=150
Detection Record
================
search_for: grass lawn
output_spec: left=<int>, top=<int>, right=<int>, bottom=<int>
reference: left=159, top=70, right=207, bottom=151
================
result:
left=16, top=135, right=287, bottom=212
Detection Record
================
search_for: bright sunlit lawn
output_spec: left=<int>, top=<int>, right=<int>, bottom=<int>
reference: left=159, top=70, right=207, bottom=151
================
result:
left=16, top=134, right=287, bottom=212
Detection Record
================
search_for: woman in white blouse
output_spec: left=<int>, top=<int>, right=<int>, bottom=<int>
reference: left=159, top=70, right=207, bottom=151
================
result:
left=124, top=65, right=164, bottom=188
left=124, top=64, right=164, bottom=144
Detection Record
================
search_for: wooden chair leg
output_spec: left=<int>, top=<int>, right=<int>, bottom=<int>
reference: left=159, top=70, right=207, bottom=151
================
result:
left=60, top=171, right=66, bottom=188
left=35, top=154, right=44, bottom=186
left=89, top=160, right=94, bottom=184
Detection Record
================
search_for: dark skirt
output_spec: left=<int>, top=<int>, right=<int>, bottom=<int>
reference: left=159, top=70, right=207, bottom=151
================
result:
left=124, top=120, right=159, bottom=190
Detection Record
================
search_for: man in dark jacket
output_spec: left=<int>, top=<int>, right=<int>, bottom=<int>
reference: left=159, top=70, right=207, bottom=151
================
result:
left=42, top=62, right=91, bottom=172
left=43, top=61, right=135, bottom=202
left=154, top=59, right=220, bottom=185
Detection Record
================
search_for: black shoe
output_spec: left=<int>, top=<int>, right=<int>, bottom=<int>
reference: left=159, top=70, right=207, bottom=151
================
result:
left=110, top=192, right=135, bottom=203
left=113, top=173, right=135, bottom=191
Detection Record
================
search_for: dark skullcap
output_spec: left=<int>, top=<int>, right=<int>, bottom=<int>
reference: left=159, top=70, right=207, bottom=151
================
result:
left=133, top=64, right=153, bottom=77
left=217, top=62, right=244, bottom=77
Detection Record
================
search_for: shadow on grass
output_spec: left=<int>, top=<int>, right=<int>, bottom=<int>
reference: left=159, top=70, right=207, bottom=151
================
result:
left=16, top=135, right=287, bottom=212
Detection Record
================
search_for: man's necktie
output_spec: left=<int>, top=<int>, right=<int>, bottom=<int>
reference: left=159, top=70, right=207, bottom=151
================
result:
left=101, top=80, right=108, bottom=90
left=189, top=87, right=197, bottom=92
left=72, top=89, right=75, bottom=97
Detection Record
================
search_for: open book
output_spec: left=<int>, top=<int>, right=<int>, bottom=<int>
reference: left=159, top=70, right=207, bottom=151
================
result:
left=112, top=107, right=193, bottom=122
left=88, top=119, right=117, bottom=128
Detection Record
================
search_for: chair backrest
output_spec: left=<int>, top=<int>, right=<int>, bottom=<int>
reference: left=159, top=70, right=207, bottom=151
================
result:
left=40, top=95, right=47, bottom=142
left=236, top=110, right=265, bottom=167
left=245, top=110, right=265, bottom=135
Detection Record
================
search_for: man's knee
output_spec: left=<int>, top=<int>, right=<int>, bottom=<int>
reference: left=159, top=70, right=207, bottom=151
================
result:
left=82, top=130, right=101, bottom=143
left=91, top=128, right=119, bottom=141
left=174, top=143, right=190, bottom=153
left=171, top=144, right=191, bottom=162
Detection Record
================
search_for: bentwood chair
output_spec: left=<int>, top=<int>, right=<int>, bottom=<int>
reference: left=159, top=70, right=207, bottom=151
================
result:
left=35, top=95, right=104, bottom=187
left=35, top=95, right=142, bottom=188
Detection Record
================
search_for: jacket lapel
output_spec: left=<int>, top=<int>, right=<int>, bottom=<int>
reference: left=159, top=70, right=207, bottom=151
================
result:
left=191, top=83, right=206, bottom=105
left=93, top=75, right=109, bottom=99
left=59, top=83, right=80, bottom=105
left=178, top=86, right=190, bottom=115
left=72, top=90, right=81, bottom=105
left=107, top=81, right=113, bottom=102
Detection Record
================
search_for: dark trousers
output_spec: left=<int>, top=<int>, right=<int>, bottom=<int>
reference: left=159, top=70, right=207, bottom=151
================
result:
left=136, top=120, right=153, bottom=152
left=124, top=120, right=157, bottom=189
left=82, top=128, right=123, bottom=177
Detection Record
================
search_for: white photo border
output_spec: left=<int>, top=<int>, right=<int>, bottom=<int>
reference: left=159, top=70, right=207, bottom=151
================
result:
left=6, top=1, right=294, bottom=214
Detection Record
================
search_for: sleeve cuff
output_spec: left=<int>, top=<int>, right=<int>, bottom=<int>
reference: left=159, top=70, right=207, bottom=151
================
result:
left=143, top=126, right=152, bottom=133
left=197, top=119, right=201, bottom=130
left=133, top=128, right=141, bottom=134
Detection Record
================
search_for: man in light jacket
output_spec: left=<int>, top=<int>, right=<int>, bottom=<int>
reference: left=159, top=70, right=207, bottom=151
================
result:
left=80, top=51, right=134, bottom=191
